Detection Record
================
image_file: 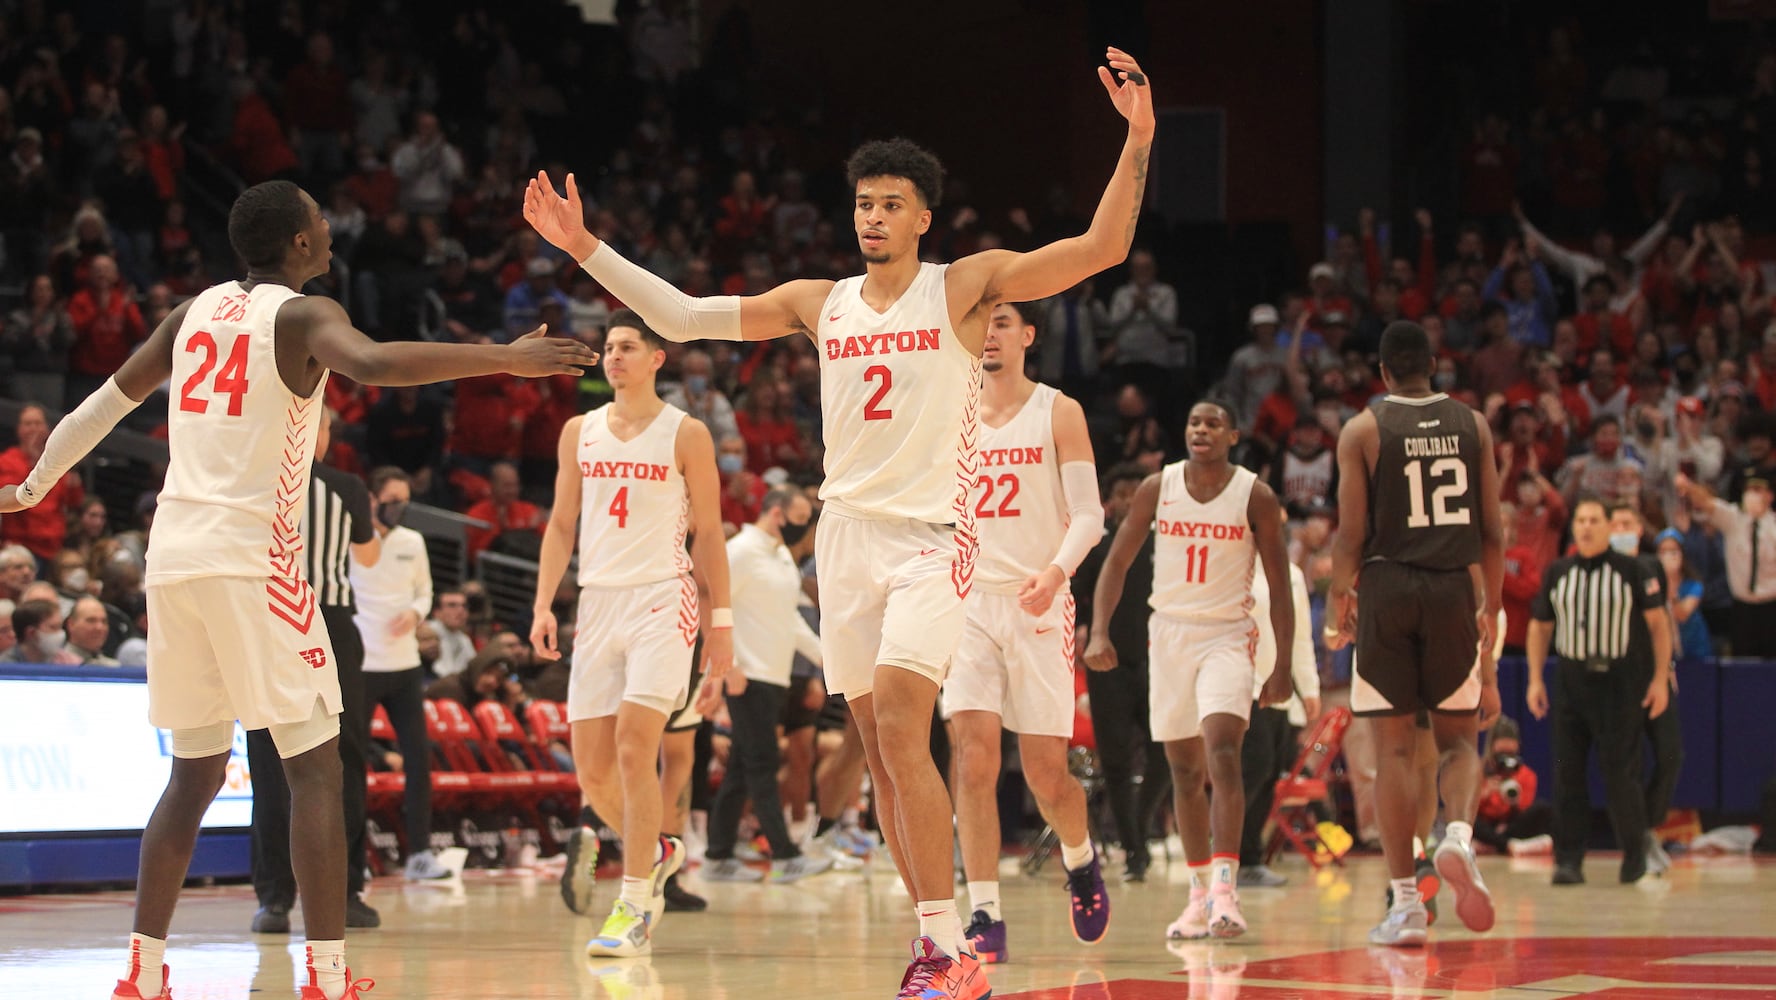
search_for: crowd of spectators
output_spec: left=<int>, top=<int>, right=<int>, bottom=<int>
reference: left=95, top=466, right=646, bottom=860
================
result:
left=6, top=4, right=1776, bottom=698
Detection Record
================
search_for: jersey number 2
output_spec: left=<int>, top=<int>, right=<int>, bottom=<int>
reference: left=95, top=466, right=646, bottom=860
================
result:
left=178, top=332, right=250, bottom=416
left=862, top=365, right=892, bottom=421
left=1403, top=458, right=1471, bottom=528
left=973, top=473, right=1021, bottom=518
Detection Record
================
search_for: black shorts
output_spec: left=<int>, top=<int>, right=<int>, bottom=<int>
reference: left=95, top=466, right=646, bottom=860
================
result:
left=666, top=639, right=704, bottom=733
left=815, top=692, right=850, bottom=732
left=781, top=674, right=821, bottom=732
left=1353, top=561, right=1480, bottom=718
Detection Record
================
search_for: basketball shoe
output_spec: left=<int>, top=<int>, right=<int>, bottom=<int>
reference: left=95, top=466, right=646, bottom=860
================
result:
left=895, top=936, right=991, bottom=1000
left=1065, top=853, right=1110, bottom=945
left=1368, top=903, right=1429, bottom=948
left=1165, top=886, right=1210, bottom=940
left=298, top=968, right=375, bottom=999
left=1205, top=885, right=1246, bottom=939
left=964, top=909, right=1008, bottom=964
left=560, top=825, right=599, bottom=915
left=110, top=965, right=170, bottom=1000
left=646, top=836, right=685, bottom=930
left=587, top=899, right=651, bottom=958
left=1433, top=835, right=1495, bottom=932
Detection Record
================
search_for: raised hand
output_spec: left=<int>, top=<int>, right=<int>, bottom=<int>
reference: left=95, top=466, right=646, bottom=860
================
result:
left=505, top=327, right=599, bottom=377
left=1099, top=47, right=1155, bottom=136
left=523, top=171, right=598, bottom=260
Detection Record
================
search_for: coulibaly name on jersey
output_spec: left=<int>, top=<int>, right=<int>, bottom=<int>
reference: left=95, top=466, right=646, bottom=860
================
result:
left=1403, top=435, right=1463, bottom=458
left=980, top=446, right=1044, bottom=467
left=824, top=328, right=942, bottom=360
left=580, top=460, right=671, bottom=481
left=1156, top=520, right=1247, bottom=540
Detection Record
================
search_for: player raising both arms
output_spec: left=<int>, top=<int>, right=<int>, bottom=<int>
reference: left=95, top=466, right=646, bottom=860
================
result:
left=525, top=47, right=1153, bottom=1000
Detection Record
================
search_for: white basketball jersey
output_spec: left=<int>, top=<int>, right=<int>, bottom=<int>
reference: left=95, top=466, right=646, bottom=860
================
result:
left=1149, top=462, right=1258, bottom=623
left=150, top=281, right=327, bottom=606
left=974, top=383, right=1067, bottom=594
left=576, top=403, right=692, bottom=589
left=815, top=262, right=983, bottom=525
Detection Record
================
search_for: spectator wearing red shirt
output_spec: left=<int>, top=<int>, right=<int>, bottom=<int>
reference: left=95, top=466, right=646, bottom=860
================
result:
left=712, top=170, right=774, bottom=267
left=1501, top=509, right=1544, bottom=654
left=464, top=462, right=545, bottom=564
left=1362, top=207, right=1440, bottom=321
left=1496, top=399, right=1569, bottom=489
left=345, top=145, right=400, bottom=221
left=226, top=80, right=298, bottom=184
left=1573, top=273, right=1635, bottom=358
left=138, top=105, right=186, bottom=201
left=717, top=434, right=765, bottom=533
left=735, top=377, right=806, bottom=474
left=520, top=370, right=580, bottom=486
left=66, top=254, right=146, bottom=392
left=0, top=405, right=85, bottom=563
left=283, top=33, right=354, bottom=181
left=1510, top=467, right=1568, bottom=570
left=450, top=374, right=538, bottom=471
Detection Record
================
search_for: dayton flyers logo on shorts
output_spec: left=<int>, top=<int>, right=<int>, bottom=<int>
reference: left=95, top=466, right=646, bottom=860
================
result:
left=300, top=648, right=329, bottom=669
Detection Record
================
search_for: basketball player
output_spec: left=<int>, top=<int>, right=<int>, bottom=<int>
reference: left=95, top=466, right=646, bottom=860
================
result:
left=945, top=301, right=1106, bottom=961
left=0, top=179, right=592, bottom=1000
left=531, top=309, right=733, bottom=958
left=525, top=47, right=1153, bottom=1000
left=1328, top=320, right=1505, bottom=947
left=1085, top=400, right=1295, bottom=941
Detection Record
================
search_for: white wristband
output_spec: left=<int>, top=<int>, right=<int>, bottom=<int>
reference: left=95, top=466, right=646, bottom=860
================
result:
left=710, top=607, right=734, bottom=629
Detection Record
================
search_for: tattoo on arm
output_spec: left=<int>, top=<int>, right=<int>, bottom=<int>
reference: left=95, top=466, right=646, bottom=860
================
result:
left=1125, top=144, right=1150, bottom=250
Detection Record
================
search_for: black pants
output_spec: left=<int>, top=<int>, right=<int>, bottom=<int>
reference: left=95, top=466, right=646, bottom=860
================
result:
left=363, top=666, right=433, bottom=852
left=1730, top=599, right=1776, bottom=658
left=1239, top=705, right=1294, bottom=866
left=1472, top=802, right=1554, bottom=853
left=1083, top=656, right=1171, bottom=862
left=707, top=679, right=800, bottom=860
left=249, top=607, right=369, bottom=907
left=1644, top=680, right=1683, bottom=828
left=1551, top=661, right=1648, bottom=876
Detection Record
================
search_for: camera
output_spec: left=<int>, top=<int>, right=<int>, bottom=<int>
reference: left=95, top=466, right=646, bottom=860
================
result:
left=1499, top=778, right=1523, bottom=804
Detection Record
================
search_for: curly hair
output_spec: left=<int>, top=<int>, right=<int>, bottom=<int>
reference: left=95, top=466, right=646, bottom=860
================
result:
left=845, top=138, right=945, bottom=208
left=227, top=180, right=312, bottom=270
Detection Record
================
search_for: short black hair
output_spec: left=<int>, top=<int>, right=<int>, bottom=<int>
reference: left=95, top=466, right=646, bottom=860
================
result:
left=1378, top=321, right=1434, bottom=380
left=1572, top=494, right=1609, bottom=520
left=228, top=180, right=311, bottom=270
left=369, top=466, right=410, bottom=496
left=1193, top=396, right=1241, bottom=428
left=998, top=301, right=1042, bottom=339
left=608, top=308, right=666, bottom=350
left=1478, top=301, right=1507, bottom=323
left=1101, top=462, right=1147, bottom=493
left=846, top=138, right=945, bottom=208
left=1607, top=501, right=1642, bottom=523
left=1591, top=413, right=1621, bottom=433
left=1584, top=273, right=1615, bottom=295
left=13, top=599, right=56, bottom=638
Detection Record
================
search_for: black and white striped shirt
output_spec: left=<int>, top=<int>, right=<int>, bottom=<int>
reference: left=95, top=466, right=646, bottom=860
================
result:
left=1532, top=550, right=1663, bottom=663
left=302, top=462, right=376, bottom=610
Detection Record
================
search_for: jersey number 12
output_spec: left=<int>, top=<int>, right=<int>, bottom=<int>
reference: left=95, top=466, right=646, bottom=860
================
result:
left=1403, top=458, right=1471, bottom=528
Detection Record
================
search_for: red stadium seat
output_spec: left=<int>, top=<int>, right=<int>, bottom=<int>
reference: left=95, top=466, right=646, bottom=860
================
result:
left=1264, top=707, right=1354, bottom=869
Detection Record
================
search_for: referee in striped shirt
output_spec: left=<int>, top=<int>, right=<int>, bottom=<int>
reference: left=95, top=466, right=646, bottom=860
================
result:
left=1525, top=496, right=1671, bottom=886
left=248, top=413, right=383, bottom=932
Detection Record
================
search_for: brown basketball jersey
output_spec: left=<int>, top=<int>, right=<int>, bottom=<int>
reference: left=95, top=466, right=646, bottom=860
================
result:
left=1363, top=393, right=1484, bottom=572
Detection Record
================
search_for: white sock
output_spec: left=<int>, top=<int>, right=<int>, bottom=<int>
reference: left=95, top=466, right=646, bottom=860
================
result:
left=966, top=881, right=1001, bottom=922
left=305, top=940, right=346, bottom=1000
left=1444, top=821, right=1473, bottom=848
left=1412, top=835, right=1426, bottom=860
left=916, top=898, right=964, bottom=958
left=620, top=875, right=651, bottom=909
left=1060, top=839, right=1095, bottom=872
left=1211, top=855, right=1238, bottom=889
left=1188, top=862, right=1211, bottom=892
left=1390, top=876, right=1420, bottom=911
left=125, top=933, right=165, bottom=997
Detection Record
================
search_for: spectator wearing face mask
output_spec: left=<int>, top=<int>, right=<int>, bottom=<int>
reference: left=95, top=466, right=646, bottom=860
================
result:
left=1557, top=416, right=1644, bottom=509
left=0, top=598, right=78, bottom=664
left=716, top=434, right=765, bottom=534
left=663, top=348, right=739, bottom=446
left=1674, top=472, right=1776, bottom=657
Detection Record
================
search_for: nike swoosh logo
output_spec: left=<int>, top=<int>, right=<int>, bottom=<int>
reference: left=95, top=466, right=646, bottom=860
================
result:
left=828, top=313, right=846, bottom=322
left=919, top=548, right=941, bottom=557
left=1035, top=627, right=1054, bottom=635
left=1160, top=500, right=1179, bottom=505
left=649, top=605, right=667, bottom=613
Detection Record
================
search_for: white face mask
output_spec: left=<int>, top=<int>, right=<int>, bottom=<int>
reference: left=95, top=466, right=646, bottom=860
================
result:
left=35, top=629, right=66, bottom=655
left=63, top=569, right=88, bottom=592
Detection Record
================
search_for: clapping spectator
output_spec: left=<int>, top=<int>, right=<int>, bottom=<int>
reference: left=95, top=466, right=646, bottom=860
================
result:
left=663, top=348, right=740, bottom=445
left=3, top=275, right=73, bottom=407
left=1105, top=248, right=1178, bottom=392
left=391, top=111, right=465, bottom=216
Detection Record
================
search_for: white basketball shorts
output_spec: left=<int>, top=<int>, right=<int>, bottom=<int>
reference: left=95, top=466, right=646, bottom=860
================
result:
left=943, top=589, right=1076, bottom=737
left=1148, top=613, right=1258, bottom=742
left=569, top=575, right=698, bottom=722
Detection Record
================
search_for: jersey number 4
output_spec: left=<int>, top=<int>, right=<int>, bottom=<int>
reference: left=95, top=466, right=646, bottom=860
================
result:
left=608, top=486, right=630, bottom=528
left=178, top=331, right=250, bottom=416
left=1403, top=457, right=1471, bottom=528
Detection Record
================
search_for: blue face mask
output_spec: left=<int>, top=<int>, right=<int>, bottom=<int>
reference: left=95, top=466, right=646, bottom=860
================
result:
left=717, top=454, right=744, bottom=475
left=1609, top=531, right=1639, bottom=555
left=684, top=375, right=709, bottom=394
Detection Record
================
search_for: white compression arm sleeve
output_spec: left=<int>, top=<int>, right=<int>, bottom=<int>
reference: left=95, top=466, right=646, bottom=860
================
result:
left=1049, top=461, right=1106, bottom=577
left=16, top=377, right=141, bottom=507
left=579, top=242, right=742, bottom=343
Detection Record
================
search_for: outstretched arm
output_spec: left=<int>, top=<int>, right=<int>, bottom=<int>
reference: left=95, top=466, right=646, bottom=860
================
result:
left=524, top=171, right=831, bottom=344
left=948, top=47, right=1156, bottom=309
left=0, top=300, right=190, bottom=513
left=298, top=296, right=596, bottom=385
